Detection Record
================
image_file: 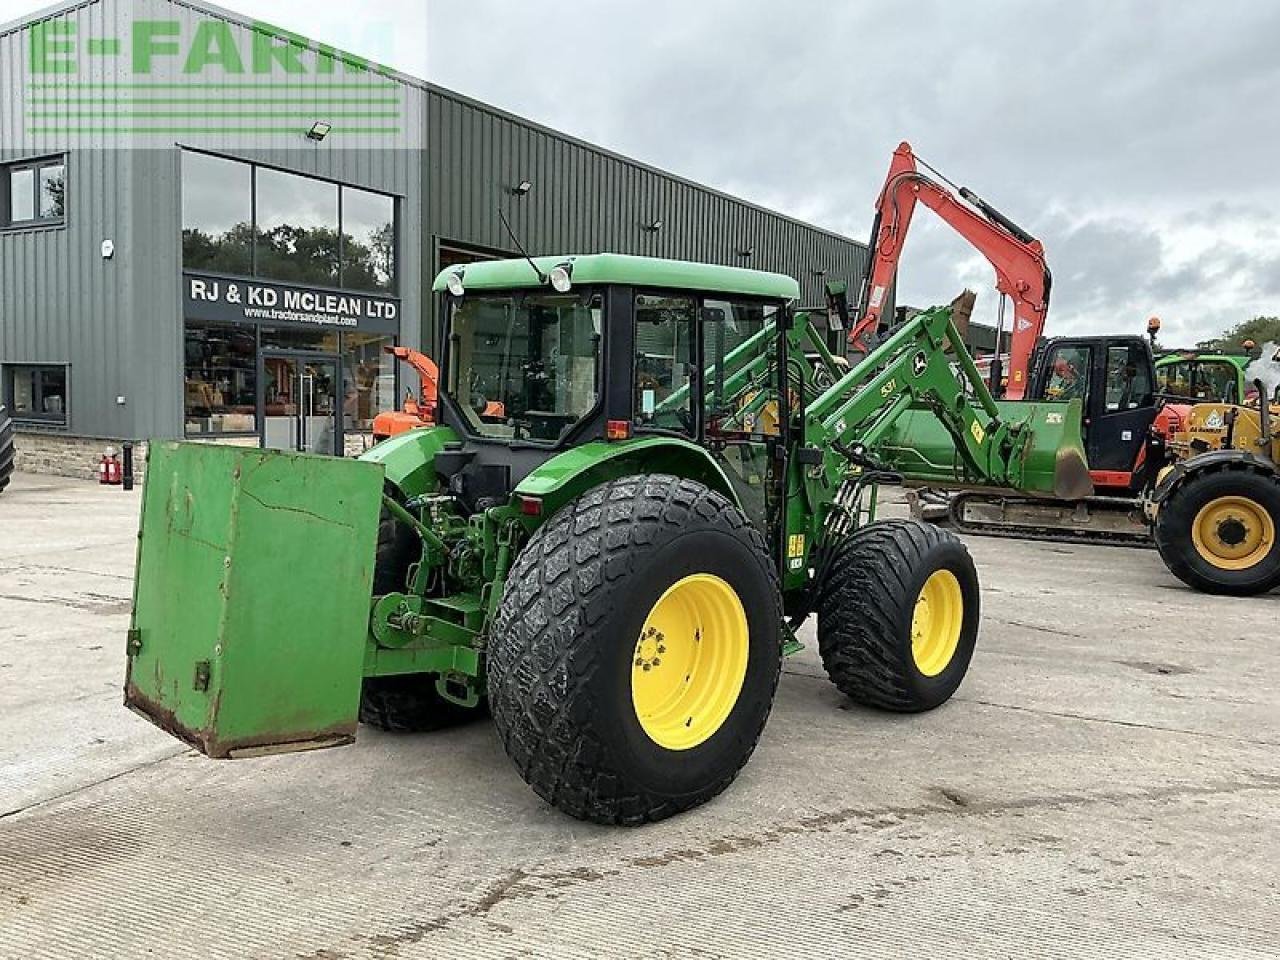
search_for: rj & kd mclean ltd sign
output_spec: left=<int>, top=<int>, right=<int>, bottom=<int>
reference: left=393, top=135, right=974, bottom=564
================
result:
left=184, top=274, right=399, bottom=333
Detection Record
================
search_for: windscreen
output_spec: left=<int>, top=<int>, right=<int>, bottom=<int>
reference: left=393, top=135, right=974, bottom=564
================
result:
left=446, top=292, right=602, bottom=442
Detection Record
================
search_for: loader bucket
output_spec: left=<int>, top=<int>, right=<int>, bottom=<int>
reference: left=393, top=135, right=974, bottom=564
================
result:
left=124, top=442, right=385, bottom=758
left=874, top=398, right=1093, bottom=500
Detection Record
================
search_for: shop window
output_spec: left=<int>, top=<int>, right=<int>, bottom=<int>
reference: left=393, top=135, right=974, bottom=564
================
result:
left=259, top=328, right=340, bottom=353
left=255, top=167, right=340, bottom=287
left=341, top=187, right=395, bottom=292
left=4, top=364, right=68, bottom=424
left=182, top=152, right=252, bottom=275
left=184, top=324, right=257, bottom=435
left=3, top=156, right=65, bottom=227
left=634, top=293, right=695, bottom=434
left=344, top=333, right=396, bottom=431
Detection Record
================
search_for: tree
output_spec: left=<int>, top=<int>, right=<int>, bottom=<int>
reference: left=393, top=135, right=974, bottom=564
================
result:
left=1201, top=315, right=1280, bottom=351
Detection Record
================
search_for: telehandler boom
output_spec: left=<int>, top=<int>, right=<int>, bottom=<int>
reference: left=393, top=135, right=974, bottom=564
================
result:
left=125, top=254, right=1088, bottom=824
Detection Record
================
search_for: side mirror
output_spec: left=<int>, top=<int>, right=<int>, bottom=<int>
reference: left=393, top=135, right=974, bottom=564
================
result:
left=824, top=281, right=849, bottom=333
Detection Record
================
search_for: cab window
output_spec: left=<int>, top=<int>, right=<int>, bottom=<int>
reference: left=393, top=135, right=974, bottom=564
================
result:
left=1044, top=345, right=1091, bottom=403
left=1104, top=344, right=1153, bottom=410
left=702, top=299, right=780, bottom=437
left=634, top=293, right=695, bottom=433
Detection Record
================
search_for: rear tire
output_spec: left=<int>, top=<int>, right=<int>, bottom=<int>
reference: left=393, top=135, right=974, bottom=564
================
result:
left=358, top=500, right=486, bottom=732
left=817, top=519, right=979, bottom=712
left=1154, top=466, right=1280, bottom=596
left=487, top=475, right=782, bottom=825
left=0, top=405, right=14, bottom=495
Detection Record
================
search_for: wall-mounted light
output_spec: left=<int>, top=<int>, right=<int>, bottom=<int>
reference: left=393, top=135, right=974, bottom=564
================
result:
left=512, top=179, right=533, bottom=196
left=645, top=218, right=664, bottom=232
left=306, top=121, right=332, bottom=142
left=736, top=245, right=754, bottom=258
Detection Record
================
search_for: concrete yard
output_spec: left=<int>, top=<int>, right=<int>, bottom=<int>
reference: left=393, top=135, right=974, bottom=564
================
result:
left=1, top=472, right=1276, bottom=959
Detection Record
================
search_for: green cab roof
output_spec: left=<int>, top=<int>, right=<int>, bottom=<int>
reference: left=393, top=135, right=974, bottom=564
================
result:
left=431, top=253, right=801, bottom=301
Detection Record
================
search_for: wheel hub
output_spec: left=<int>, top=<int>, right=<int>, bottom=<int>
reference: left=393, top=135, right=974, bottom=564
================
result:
left=910, top=569, right=964, bottom=677
left=1192, top=495, right=1274, bottom=570
left=631, top=574, right=748, bottom=751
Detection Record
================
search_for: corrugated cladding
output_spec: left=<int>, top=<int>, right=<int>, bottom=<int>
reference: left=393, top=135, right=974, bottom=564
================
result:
left=0, top=0, right=869, bottom=440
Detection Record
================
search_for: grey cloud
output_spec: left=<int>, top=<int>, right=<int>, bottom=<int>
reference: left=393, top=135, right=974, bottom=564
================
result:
left=425, top=0, right=1280, bottom=343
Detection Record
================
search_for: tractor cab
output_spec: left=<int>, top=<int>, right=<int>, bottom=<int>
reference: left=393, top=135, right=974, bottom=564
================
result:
left=423, top=254, right=803, bottom=531
left=1154, top=352, right=1251, bottom=405
left=1029, top=335, right=1158, bottom=490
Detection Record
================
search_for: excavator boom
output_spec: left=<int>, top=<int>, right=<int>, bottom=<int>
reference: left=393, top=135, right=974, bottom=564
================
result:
left=851, top=142, right=1051, bottom=399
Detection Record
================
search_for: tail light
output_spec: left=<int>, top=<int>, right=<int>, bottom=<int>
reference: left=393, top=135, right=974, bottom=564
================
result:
left=606, top=419, right=631, bottom=441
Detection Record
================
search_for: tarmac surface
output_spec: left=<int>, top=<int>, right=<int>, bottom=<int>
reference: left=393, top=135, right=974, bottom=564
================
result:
left=1, top=472, right=1276, bottom=959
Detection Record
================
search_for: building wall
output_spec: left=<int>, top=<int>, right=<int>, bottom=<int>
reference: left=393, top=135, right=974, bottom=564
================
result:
left=422, top=86, right=869, bottom=351
left=1, top=0, right=871, bottom=471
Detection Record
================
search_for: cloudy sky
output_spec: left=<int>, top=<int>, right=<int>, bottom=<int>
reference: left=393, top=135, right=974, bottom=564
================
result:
left=5, top=0, right=1278, bottom=345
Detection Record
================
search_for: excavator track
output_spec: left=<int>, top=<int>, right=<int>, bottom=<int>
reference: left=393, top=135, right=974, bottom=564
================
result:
left=909, top=489, right=1154, bottom=548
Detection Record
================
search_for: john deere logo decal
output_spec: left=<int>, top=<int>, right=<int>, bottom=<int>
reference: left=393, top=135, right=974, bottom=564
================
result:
left=911, top=351, right=928, bottom=377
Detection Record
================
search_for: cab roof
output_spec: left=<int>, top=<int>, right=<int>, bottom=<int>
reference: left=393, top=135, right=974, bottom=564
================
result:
left=431, top=253, right=801, bottom=301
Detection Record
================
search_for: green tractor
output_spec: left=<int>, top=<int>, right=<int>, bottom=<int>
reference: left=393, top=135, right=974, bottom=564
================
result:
left=125, top=254, right=1089, bottom=824
left=1154, top=349, right=1254, bottom=405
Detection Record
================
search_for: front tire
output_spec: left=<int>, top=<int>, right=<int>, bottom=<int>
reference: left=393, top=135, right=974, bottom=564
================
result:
left=1154, top=467, right=1280, bottom=596
left=818, top=519, right=979, bottom=712
left=487, top=475, right=782, bottom=825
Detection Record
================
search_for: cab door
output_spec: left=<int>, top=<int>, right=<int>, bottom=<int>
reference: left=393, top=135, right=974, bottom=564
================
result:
left=1032, top=337, right=1157, bottom=488
left=1086, top=339, right=1157, bottom=480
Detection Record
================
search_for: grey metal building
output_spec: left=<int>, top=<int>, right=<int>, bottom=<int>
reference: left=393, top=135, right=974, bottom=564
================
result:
left=0, top=0, right=870, bottom=470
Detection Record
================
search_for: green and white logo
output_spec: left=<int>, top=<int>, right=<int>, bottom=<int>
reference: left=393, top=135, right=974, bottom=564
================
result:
left=24, top=14, right=406, bottom=143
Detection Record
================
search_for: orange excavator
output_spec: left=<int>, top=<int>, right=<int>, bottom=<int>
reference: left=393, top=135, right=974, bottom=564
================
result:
left=372, top=346, right=503, bottom=442
left=849, top=141, right=1051, bottom=399
left=856, top=142, right=1187, bottom=543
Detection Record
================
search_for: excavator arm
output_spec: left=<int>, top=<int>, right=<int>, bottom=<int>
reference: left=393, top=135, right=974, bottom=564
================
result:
left=851, top=142, right=1052, bottom=400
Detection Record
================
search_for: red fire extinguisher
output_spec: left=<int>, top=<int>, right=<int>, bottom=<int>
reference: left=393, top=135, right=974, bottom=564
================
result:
left=99, top=449, right=123, bottom=485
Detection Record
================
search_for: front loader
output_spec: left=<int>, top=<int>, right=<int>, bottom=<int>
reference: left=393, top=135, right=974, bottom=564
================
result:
left=125, top=254, right=1089, bottom=824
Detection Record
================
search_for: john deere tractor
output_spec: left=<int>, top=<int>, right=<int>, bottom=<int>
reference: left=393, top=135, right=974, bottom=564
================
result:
left=125, top=254, right=1089, bottom=824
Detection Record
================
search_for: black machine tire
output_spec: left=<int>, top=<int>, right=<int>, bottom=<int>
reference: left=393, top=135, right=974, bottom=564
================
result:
left=487, top=475, right=783, bottom=825
left=358, top=500, right=486, bottom=732
left=0, top=405, right=13, bottom=495
left=1153, top=466, right=1280, bottom=596
left=817, top=519, right=979, bottom=712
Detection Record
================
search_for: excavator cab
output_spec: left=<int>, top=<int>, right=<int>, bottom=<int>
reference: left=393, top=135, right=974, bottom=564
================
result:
left=1029, top=335, right=1159, bottom=491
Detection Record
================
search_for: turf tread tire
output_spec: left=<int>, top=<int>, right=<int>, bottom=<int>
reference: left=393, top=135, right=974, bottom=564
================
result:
left=817, top=518, right=979, bottom=712
left=487, top=474, right=782, bottom=826
left=0, top=405, right=14, bottom=495
left=1153, top=465, right=1280, bottom=597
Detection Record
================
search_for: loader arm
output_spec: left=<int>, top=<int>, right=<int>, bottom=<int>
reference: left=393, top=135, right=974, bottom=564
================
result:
left=804, top=291, right=1091, bottom=527
left=852, top=141, right=1051, bottom=400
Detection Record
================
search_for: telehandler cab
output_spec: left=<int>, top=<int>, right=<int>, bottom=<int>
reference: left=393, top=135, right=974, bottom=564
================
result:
left=125, top=254, right=1089, bottom=824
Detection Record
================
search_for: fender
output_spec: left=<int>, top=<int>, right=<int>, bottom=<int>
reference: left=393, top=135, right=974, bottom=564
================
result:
left=1149, top=448, right=1277, bottom=506
left=358, top=425, right=460, bottom=499
left=514, top=436, right=741, bottom=517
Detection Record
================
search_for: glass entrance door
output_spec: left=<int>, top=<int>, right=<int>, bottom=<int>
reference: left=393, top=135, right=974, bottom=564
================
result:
left=261, top=351, right=342, bottom=455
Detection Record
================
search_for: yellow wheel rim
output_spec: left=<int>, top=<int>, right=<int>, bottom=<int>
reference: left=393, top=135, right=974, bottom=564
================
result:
left=1192, top=495, right=1275, bottom=570
left=631, top=574, right=749, bottom=751
left=910, top=570, right=964, bottom=677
